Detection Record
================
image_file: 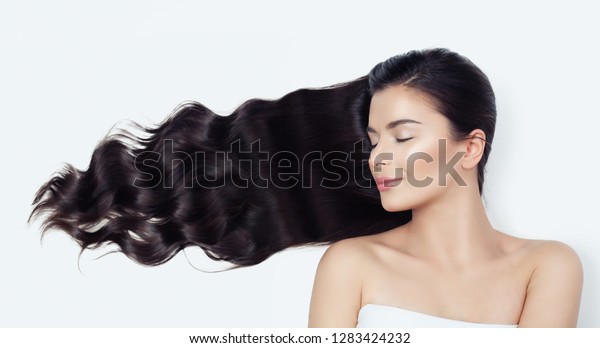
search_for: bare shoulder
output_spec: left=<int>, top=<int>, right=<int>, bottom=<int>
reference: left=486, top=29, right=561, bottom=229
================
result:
left=316, top=236, right=377, bottom=273
left=499, top=234, right=584, bottom=327
left=308, top=237, right=384, bottom=327
left=496, top=231, right=582, bottom=266
left=530, top=240, right=581, bottom=259
left=526, top=240, right=584, bottom=283
left=308, top=236, right=377, bottom=327
left=515, top=237, right=583, bottom=272
left=495, top=232, right=583, bottom=290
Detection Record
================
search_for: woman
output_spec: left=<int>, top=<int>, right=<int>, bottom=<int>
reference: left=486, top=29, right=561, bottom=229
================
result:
left=308, top=49, right=583, bottom=328
left=28, top=48, right=583, bottom=327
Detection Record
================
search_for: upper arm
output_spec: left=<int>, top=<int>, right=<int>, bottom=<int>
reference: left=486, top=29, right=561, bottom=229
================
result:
left=308, top=239, right=365, bottom=328
left=518, top=241, right=584, bottom=327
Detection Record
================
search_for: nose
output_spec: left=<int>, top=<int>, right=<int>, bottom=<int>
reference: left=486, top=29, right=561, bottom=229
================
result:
left=369, top=148, right=391, bottom=174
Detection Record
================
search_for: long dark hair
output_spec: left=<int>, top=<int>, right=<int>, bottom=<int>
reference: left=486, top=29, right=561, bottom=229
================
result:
left=28, top=48, right=496, bottom=268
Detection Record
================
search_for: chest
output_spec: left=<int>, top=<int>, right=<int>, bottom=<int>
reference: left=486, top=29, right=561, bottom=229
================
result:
left=361, top=257, right=530, bottom=324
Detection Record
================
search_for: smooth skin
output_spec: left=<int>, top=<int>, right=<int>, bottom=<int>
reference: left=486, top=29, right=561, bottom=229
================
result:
left=308, top=85, right=583, bottom=328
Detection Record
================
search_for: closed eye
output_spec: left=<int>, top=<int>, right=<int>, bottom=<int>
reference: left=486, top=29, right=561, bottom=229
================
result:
left=370, top=137, right=413, bottom=149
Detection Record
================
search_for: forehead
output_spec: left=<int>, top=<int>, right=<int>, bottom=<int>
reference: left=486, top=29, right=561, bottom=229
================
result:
left=368, top=85, right=446, bottom=131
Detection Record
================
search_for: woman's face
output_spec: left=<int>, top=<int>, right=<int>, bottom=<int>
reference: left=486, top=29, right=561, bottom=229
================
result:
left=367, top=85, right=468, bottom=212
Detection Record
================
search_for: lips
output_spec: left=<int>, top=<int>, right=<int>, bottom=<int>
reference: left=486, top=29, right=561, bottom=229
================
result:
left=375, top=177, right=403, bottom=191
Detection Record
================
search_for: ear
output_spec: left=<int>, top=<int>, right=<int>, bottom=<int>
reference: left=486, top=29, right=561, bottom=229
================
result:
left=461, top=129, right=486, bottom=170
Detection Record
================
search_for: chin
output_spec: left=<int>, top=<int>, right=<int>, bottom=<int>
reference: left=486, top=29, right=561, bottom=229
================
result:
left=380, top=198, right=412, bottom=212
left=380, top=189, right=434, bottom=212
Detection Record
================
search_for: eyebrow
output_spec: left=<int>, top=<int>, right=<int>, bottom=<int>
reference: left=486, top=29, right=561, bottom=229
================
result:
left=365, top=118, right=422, bottom=134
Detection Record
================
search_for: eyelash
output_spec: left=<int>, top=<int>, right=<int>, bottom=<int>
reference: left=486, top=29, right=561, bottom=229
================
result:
left=370, top=137, right=413, bottom=149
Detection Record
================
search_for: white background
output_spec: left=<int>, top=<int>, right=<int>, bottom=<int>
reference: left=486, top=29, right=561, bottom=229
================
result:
left=1, top=0, right=598, bottom=327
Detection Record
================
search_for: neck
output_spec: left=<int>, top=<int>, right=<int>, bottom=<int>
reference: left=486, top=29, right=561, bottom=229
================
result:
left=402, top=184, right=501, bottom=270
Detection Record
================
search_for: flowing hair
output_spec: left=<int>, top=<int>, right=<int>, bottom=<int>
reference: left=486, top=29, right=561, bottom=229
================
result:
left=28, top=47, right=495, bottom=269
left=27, top=76, right=410, bottom=269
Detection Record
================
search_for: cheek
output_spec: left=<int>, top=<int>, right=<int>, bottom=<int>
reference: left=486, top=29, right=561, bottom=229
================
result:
left=403, top=140, right=440, bottom=186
